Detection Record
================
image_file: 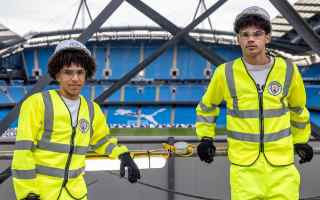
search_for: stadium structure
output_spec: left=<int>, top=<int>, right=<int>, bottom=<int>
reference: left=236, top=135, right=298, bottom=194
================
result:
left=0, top=0, right=320, bottom=199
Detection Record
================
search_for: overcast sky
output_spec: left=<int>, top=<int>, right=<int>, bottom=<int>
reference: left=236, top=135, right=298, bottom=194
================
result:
left=0, top=0, right=296, bottom=36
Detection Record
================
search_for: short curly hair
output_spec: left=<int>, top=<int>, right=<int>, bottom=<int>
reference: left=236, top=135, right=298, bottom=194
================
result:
left=234, top=15, right=271, bottom=34
left=48, top=49, right=96, bottom=80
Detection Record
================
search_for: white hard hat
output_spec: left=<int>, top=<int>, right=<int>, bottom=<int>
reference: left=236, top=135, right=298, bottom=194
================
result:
left=53, top=39, right=91, bottom=57
left=235, top=6, right=270, bottom=23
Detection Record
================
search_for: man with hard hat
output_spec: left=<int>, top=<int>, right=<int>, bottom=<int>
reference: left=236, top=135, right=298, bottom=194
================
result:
left=195, top=6, right=313, bottom=199
left=11, top=39, right=141, bottom=200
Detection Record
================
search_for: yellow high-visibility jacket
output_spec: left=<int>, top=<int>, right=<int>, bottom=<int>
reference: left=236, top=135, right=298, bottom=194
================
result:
left=12, top=90, right=128, bottom=200
left=196, top=57, right=310, bottom=166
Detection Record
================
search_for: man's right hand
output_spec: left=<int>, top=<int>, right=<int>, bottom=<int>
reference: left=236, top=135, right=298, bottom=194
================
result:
left=197, top=137, right=216, bottom=163
left=22, top=193, right=40, bottom=200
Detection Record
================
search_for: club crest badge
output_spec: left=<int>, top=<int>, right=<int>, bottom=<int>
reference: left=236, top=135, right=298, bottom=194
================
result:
left=268, top=81, right=282, bottom=96
left=78, top=119, right=89, bottom=133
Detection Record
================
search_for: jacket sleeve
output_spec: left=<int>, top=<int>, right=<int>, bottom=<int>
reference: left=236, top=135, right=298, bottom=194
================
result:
left=287, top=64, right=311, bottom=144
left=196, top=65, right=225, bottom=139
left=90, top=103, right=128, bottom=159
left=12, top=94, right=43, bottom=199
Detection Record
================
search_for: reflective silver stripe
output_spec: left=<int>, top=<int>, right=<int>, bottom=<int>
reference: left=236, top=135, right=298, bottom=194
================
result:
left=280, top=60, right=294, bottom=109
left=41, top=91, right=54, bottom=141
left=15, top=140, right=34, bottom=150
left=289, top=106, right=304, bottom=114
left=87, top=100, right=94, bottom=138
left=291, top=120, right=309, bottom=129
left=264, top=129, right=291, bottom=142
left=283, top=60, right=294, bottom=97
left=36, top=165, right=84, bottom=178
left=196, top=115, right=216, bottom=123
left=12, top=169, right=36, bottom=179
left=227, top=108, right=288, bottom=118
left=90, top=136, right=112, bottom=151
left=225, top=61, right=239, bottom=113
left=37, top=140, right=88, bottom=155
left=227, top=128, right=291, bottom=142
left=198, top=101, right=218, bottom=112
left=105, top=143, right=116, bottom=155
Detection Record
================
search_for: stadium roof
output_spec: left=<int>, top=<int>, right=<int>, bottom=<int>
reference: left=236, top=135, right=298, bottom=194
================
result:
left=271, top=0, right=320, bottom=46
left=0, top=23, right=24, bottom=49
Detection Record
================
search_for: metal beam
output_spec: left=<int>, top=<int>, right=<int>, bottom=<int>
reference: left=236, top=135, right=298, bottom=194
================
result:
left=269, top=0, right=320, bottom=56
left=78, top=0, right=124, bottom=43
left=167, top=137, right=175, bottom=200
left=0, top=0, right=124, bottom=137
left=126, top=0, right=225, bottom=65
left=95, top=0, right=227, bottom=104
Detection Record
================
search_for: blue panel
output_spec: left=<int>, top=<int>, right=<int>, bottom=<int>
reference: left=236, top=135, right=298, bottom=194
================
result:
left=211, top=46, right=241, bottom=61
left=0, top=89, right=11, bottom=103
left=95, top=48, right=105, bottom=80
left=106, top=106, right=138, bottom=126
left=174, top=107, right=196, bottom=124
left=300, top=64, right=320, bottom=78
left=124, top=86, right=156, bottom=101
left=144, top=46, right=173, bottom=79
left=173, top=106, right=226, bottom=126
left=109, top=45, right=140, bottom=79
left=306, top=85, right=320, bottom=110
left=24, top=49, right=34, bottom=78
left=310, top=111, right=320, bottom=127
left=0, top=108, right=17, bottom=128
left=95, top=85, right=120, bottom=101
left=159, top=85, right=173, bottom=101
left=175, top=85, right=205, bottom=101
left=38, top=47, right=54, bottom=75
left=141, top=106, right=171, bottom=126
left=8, top=86, right=26, bottom=102
left=81, top=86, right=91, bottom=100
left=177, top=46, right=206, bottom=79
left=216, top=106, right=227, bottom=127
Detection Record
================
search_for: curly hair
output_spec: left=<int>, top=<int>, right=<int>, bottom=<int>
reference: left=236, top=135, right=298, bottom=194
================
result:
left=48, top=49, right=96, bottom=80
left=234, top=15, right=271, bottom=34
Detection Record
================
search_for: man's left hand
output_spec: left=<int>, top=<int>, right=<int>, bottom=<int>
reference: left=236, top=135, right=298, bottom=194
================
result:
left=119, top=152, right=141, bottom=183
left=295, top=143, right=313, bottom=164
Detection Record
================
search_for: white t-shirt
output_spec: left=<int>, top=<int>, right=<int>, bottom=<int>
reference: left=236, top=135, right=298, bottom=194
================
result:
left=61, top=96, right=80, bottom=127
left=244, top=57, right=274, bottom=88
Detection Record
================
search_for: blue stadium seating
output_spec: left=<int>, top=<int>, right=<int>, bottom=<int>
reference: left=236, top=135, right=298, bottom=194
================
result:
left=1, top=40, right=319, bottom=128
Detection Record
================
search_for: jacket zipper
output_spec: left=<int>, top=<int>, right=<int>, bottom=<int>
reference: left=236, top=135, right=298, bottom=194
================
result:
left=62, top=126, right=76, bottom=187
left=58, top=91, right=81, bottom=187
left=257, top=84, right=264, bottom=152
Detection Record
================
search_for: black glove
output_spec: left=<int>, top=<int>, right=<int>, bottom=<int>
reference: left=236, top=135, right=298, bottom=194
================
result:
left=295, top=143, right=313, bottom=164
left=197, top=137, right=216, bottom=163
left=22, top=193, right=40, bottom=200
left=119, top=152, right=141, bottom=183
